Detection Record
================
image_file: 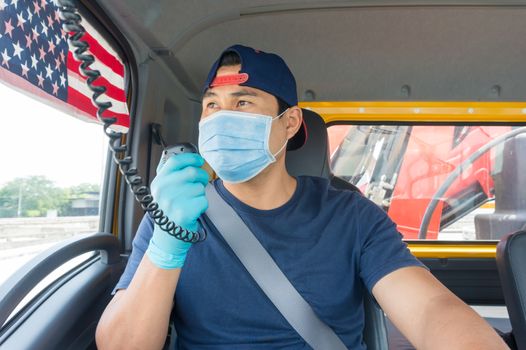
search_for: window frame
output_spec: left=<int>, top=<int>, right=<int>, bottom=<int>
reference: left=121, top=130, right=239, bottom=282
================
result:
left=302, top=101, right=526, bottom=258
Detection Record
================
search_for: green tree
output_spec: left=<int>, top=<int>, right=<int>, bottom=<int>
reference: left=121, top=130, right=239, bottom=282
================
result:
left=0, top=176, right=66, bottom=218
left=69, top=183, right=100, bottom=195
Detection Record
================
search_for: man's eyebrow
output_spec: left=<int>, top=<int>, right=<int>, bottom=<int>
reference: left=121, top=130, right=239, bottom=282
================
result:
left=203, top=90, right=216, bottom=98
left=230, top=89, right=258, bottom=97
left=202, top=88, right=259, bottom=99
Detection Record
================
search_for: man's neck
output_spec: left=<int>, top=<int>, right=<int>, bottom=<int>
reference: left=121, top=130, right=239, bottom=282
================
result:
left=222, top=161, right=297, bottom=210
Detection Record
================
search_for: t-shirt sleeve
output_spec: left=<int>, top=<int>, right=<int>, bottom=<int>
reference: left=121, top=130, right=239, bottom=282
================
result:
left=111, top=214, right=154, bottom=295
left=357, top=197, right=427, bottom=294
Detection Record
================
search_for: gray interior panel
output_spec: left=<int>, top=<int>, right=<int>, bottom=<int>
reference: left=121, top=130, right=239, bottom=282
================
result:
left=100, top=1, right=526, bottom=102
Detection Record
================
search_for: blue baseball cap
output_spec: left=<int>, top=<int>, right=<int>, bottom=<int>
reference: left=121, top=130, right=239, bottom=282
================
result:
left=203, top=44, right=306, bottom=150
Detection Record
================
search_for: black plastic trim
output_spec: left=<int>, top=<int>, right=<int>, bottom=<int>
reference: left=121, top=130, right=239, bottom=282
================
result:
left=0, top=233, right=120, bottom=327
left=0, top=258, right=123, bottom=350
left=0, top=254, right=99, bottom=341
left=422, top=257, right=504, bottom=304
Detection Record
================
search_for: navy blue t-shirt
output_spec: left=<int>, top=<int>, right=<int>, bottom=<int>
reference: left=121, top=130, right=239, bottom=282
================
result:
left=114, top=176, right=424, bottom=349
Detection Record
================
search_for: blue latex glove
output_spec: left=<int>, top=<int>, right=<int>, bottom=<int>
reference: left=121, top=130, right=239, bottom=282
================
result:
left=146, top=153, right=209, bottom=269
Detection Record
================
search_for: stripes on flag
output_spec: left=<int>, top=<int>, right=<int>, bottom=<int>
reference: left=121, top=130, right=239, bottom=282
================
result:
left=0, top=0, right=129, bottom=131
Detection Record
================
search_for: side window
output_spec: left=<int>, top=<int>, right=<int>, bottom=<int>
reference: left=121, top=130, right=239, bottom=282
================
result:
left=0, top=1, right=129, bottom=286
left=328, top=124, right=525, bottom=241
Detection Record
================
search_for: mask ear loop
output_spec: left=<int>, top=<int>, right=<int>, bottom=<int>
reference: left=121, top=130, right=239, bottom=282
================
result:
left=272, top=108, right=289, bottom=121
left=272, top=139, right=288, bottom=158
left=271, top=108, right=290, bottom=158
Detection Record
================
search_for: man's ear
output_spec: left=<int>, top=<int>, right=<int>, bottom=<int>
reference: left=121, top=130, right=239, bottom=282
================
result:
left=285, top=106, right=303, bottom=141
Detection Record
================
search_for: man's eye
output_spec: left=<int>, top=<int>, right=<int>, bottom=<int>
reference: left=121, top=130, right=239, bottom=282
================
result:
left=206, top=102, right=217, bottom=108
left=238, top=100, right=250, bottom=107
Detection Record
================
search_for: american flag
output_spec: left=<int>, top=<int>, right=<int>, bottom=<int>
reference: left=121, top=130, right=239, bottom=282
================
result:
left=0, top=0, right=129, bottom=130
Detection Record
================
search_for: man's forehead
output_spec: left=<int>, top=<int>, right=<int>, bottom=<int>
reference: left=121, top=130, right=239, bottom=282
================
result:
left=216, top=64, right=241, bottom=75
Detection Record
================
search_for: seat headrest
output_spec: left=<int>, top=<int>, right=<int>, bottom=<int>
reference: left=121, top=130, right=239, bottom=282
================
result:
left=496, top=230, right=526, bottom=349
left=285, top=109, right=331, bottom=178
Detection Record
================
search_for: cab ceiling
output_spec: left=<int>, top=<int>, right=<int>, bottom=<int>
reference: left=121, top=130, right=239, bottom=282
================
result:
left=98, top=1, right=526, bottom=101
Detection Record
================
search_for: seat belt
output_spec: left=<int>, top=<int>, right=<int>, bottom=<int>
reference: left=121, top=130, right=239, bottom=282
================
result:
left=204, top=185, right=348, bottom=350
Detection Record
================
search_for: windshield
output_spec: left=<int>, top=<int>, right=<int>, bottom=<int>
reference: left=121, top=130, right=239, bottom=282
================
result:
left=329, top=124, right=526, bottom=241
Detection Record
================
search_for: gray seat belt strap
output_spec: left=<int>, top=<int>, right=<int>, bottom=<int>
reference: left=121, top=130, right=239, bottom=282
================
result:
left=204, top=185, right=347, bottom=350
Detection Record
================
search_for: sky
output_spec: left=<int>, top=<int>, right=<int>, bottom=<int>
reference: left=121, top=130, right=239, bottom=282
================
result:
left=0, top=81, right=107, bottom=188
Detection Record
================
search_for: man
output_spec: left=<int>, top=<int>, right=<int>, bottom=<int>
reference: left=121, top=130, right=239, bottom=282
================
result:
left=96, top=45, right=508, bottom=349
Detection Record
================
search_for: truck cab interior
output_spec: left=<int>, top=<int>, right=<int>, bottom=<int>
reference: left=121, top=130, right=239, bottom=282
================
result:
left=1, top=1, right=526, bottom=349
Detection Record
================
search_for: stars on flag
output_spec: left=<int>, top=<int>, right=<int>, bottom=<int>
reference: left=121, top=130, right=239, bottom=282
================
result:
left=23, top=32, right=31, bottom=48
left=33, top=1, right=41, bottom=16
left=31, top=25, right=38, bottom=41
left=12, top=39, right=22, bottom=58
left=40, top=20, right=48, bottom=36
left=51, top=80, right=58, bottom=95
left=4, top=18, right=14, bottom=37
left=30, top=53, right=38, bottom=68
left=20, top=61, right=28, bottom=77
left=44, top=62, right=52, bottom=78
left=36, top=71, right=44, bottom=87
left=47, top=38, right=55, bottom=54
left=1, top=48, right=10, bottom=68
left=38, top=45, right=46, bottom=59
left=16, top=12, right=26, bottom=30
left=1, top=0, right=68, bottom=100
left=15, top=11, right=25, bottom=30
left=1, top=0, right=130, bottom=129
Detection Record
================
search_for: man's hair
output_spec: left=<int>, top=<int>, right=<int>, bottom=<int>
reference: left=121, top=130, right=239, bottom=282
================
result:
left=218, top=51, right=290, bottom=115
left=218, top=51, right=241, bottom=67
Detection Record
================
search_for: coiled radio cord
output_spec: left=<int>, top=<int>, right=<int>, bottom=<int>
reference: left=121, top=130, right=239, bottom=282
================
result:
left=57, top=0, right=206, bottom=243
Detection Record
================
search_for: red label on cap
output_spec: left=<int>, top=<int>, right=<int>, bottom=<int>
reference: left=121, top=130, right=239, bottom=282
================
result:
left=210, top=73, right=249, bottom=87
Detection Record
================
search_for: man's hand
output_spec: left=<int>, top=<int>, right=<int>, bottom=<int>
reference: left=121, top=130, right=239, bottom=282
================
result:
left=147, top=153, right=209, bottom=269
left=372, top=266, right=509, bottom=349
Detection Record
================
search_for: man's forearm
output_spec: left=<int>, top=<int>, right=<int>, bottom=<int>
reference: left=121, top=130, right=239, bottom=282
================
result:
left=96, top=256, right=181, bottom=350
left=419, top=293, right=509, bottom=350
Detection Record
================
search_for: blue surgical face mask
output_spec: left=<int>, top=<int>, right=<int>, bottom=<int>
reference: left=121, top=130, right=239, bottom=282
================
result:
left=198, top=109, right=288, bottom=183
